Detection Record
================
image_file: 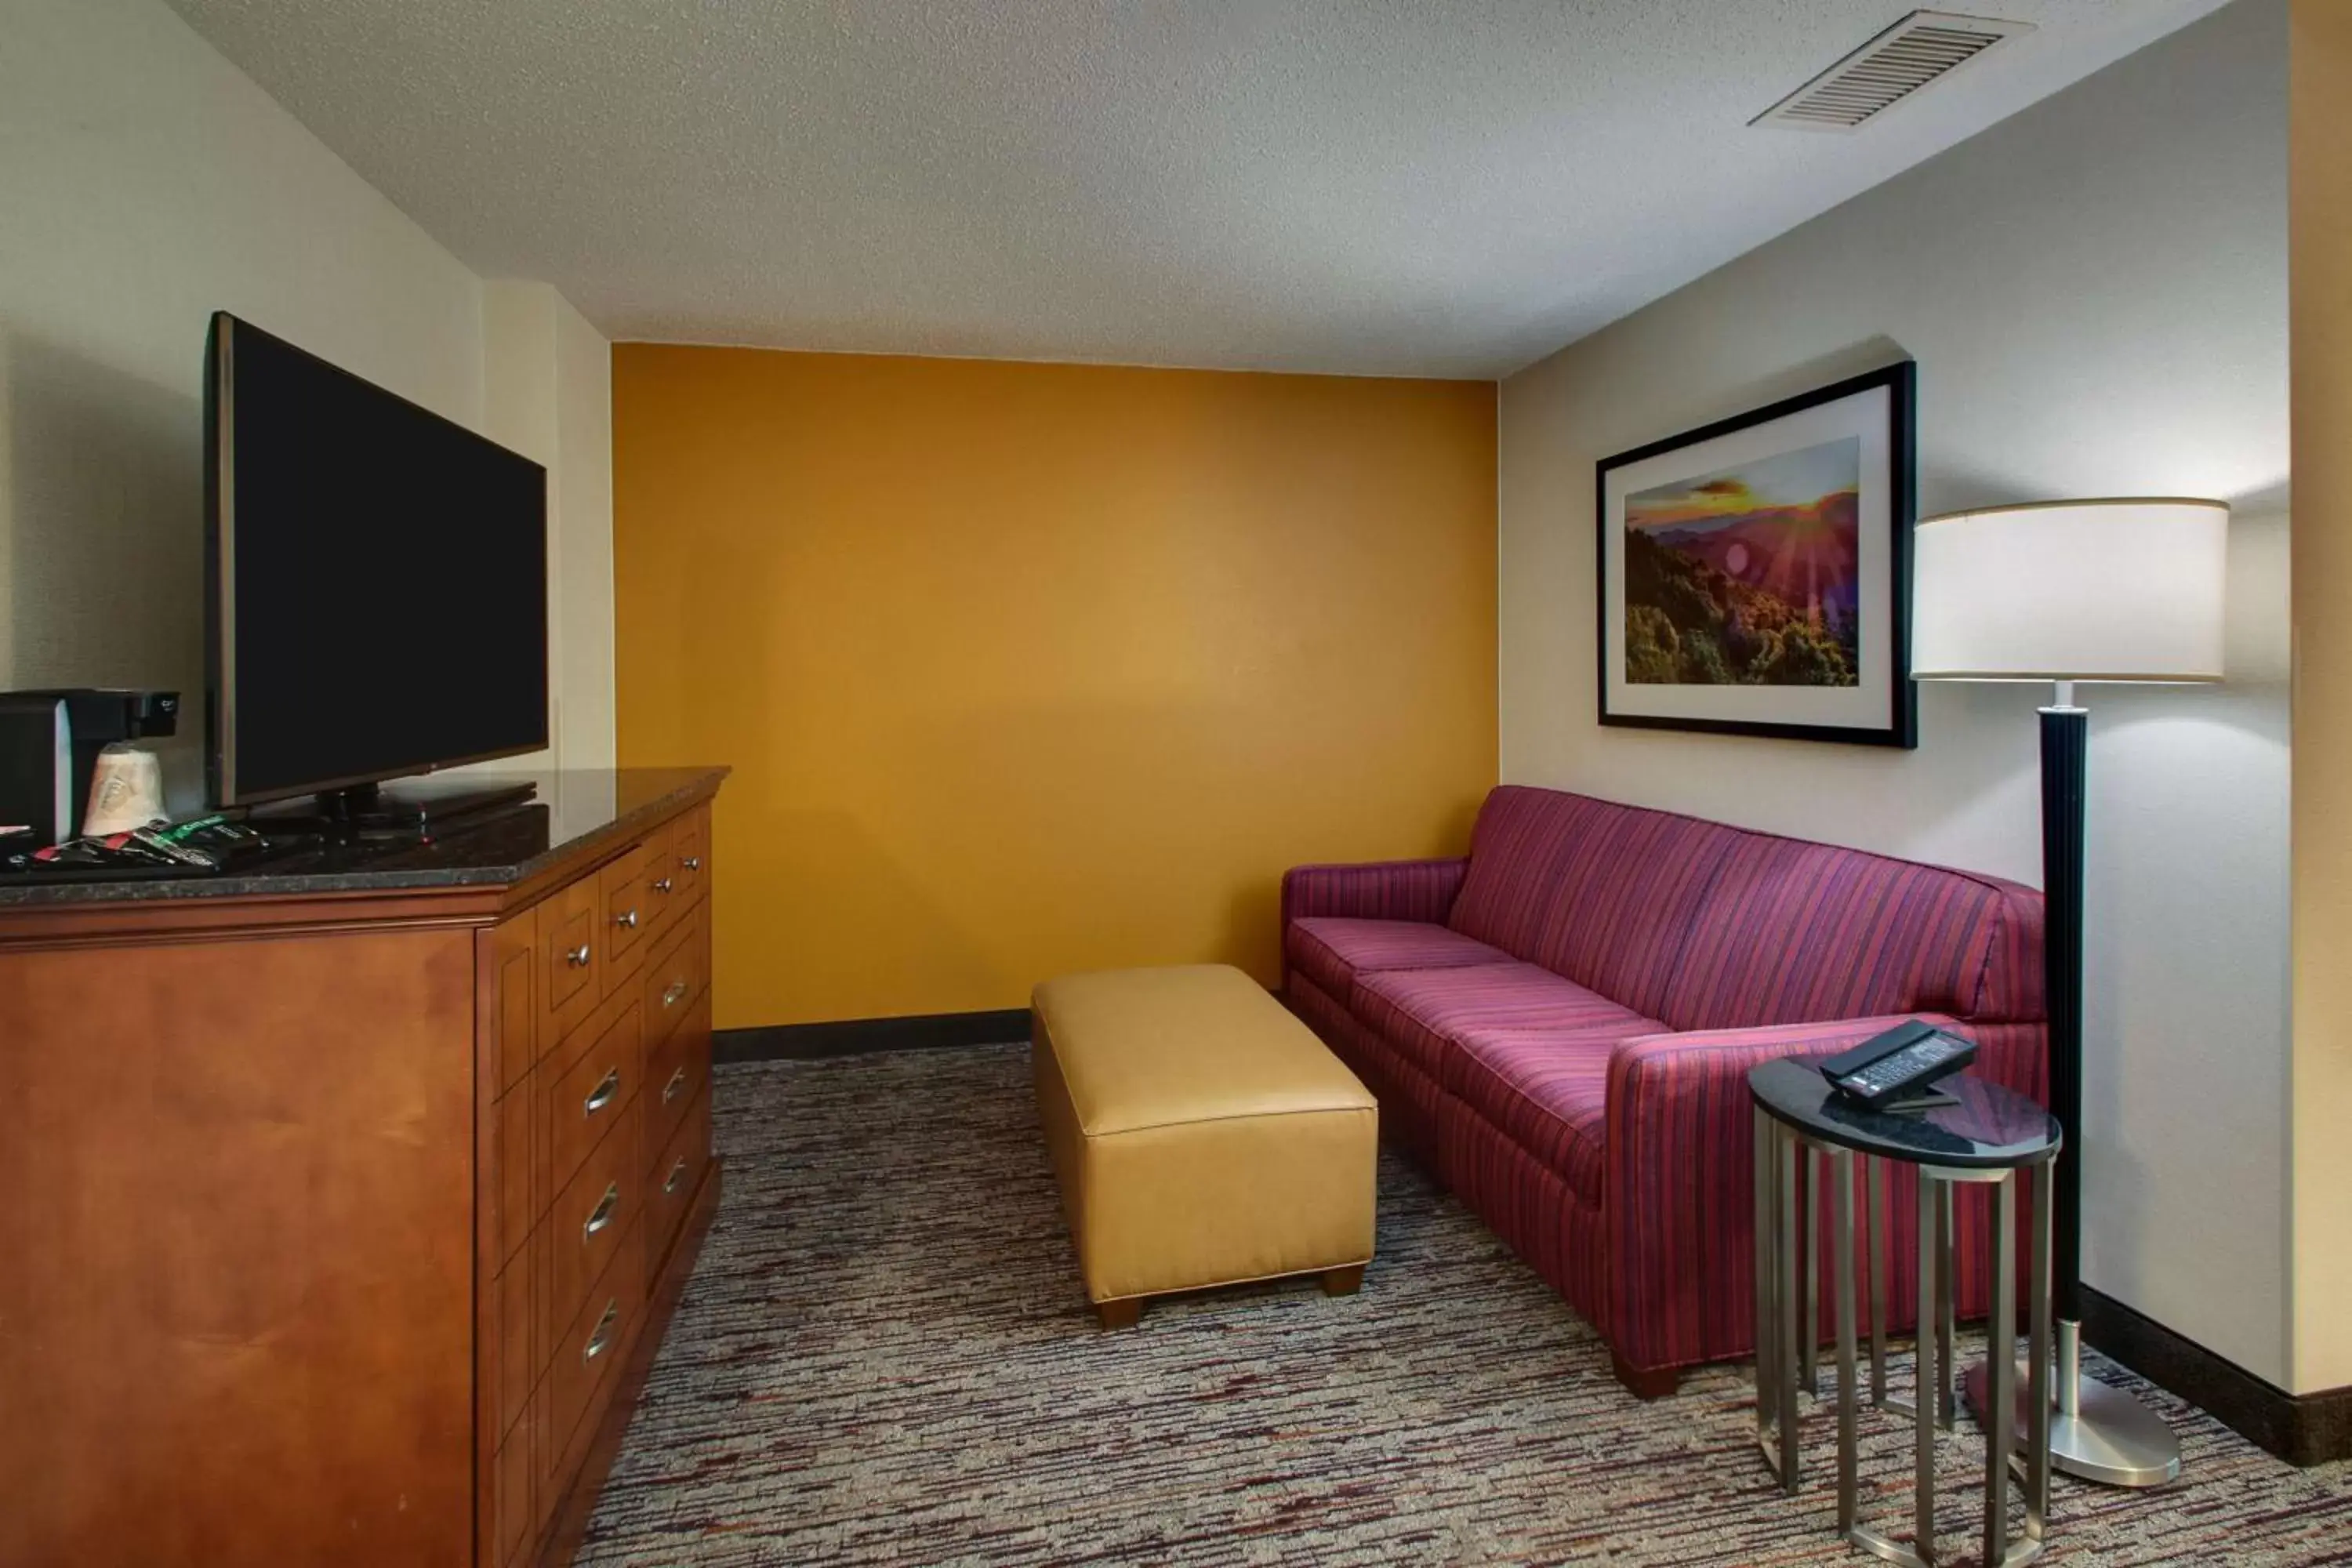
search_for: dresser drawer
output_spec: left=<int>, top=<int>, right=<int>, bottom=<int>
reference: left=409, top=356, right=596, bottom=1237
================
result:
left=672, top=808, right=710, bottom=908
left=644, top=989, right=711, bottom=1166
left=539, top=875, right=604, bottom=1042
left=640, top=906, right=709, bottom=1058
left=545, top=1096, right=641, bottom=1365
left=599, top=843, right=655, bottom=991
left=546, top=1218, right=644, bottom=1486
left=645, top=1079, right=712, bottom=1279
left=542, top=999, right=641, bottom=1205
left=637, top=817, right=688, bottom=939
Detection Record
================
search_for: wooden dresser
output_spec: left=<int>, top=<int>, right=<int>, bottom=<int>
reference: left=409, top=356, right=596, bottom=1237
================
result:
left=0, top=768, right=727, bottom=1568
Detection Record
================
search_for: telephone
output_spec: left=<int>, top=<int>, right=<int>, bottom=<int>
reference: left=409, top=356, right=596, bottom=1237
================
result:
left=1818, top=1020, right=1976, bottom=1109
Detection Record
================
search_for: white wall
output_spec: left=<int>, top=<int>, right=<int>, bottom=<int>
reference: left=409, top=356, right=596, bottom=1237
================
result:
left=1500, top=1, right=2291, bottom=1381
left=482, top=281, right=617, bottom=775
left=554, top=299, right=615, bottom=771
left=0, top=0, right=613, bottom=803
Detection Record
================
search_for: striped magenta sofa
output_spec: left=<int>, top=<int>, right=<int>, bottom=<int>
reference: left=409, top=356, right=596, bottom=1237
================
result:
left=1280, top=785, right=2046, bottom=1396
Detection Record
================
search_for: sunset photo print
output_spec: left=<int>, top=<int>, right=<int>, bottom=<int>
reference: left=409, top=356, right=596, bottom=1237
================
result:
left=1622, top=437, right=1861, bottom=688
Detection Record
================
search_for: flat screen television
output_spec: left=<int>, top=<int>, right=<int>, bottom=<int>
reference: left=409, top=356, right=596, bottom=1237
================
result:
left=205, top=312, right=549, bottom=809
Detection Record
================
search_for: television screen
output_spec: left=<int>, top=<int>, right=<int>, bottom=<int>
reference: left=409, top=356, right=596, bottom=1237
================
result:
left=205, top=313, right=548, bottom=806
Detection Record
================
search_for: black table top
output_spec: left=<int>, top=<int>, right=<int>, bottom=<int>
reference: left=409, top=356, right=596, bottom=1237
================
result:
left=0, top=768, right=725, bottom=907
left=1748, top=1055, right=2060, bottom=1170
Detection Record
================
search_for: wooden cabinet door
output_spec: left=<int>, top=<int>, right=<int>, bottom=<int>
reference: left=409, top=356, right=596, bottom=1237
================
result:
left=673, top=808, right=711, bottom=909
left=540, top=877, right=602, bottom=1042
left=485, top=908, right=540, bottom=1097
left=598, top=844, right=655, bottom=989
left=0, top=931, right=477, bottom=1568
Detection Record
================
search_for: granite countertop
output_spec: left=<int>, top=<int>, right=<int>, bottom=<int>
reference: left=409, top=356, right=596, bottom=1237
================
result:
left=0, top=767, right=727, bottom=907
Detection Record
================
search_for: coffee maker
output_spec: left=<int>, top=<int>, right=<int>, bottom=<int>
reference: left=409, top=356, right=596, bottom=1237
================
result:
left=0, top=689, right=180, bottom=846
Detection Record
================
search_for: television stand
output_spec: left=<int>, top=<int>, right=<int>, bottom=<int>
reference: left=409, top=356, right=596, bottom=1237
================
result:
left=251, top=778, right=539, bottom=841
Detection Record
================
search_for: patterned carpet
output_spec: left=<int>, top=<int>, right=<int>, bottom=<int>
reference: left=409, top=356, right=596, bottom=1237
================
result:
left=579, top=1044, right=2351, bottom=1566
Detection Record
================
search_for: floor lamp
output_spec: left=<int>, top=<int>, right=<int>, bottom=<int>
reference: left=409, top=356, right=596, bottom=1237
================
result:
left=1911, top=497, right=2230, bottom=1489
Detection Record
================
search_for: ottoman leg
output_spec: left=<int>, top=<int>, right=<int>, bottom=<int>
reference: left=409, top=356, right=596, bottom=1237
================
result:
left=1097, top=1298, right=1143, bottom=1330
left=1322, top=1265, right=1366, bottom=1297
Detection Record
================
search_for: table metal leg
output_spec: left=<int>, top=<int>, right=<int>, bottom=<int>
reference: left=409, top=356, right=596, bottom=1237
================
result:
left=1778, top=1125, right=1802, bottom=1490
left=1986, top=1174, right=2017, bottom=1565
left=2027, top=1158, right=2053, bottom=1543
left=1755, top=1106, right=1779, bottom=1479
left=1936, top=1182, right=1958, bottom=1431
left=1915, top=1171, right=1938, bottom=1564
left=1869, top=1156, right=1889, bottom=1406
left=1802, top=1149, right=1820, bottom=1397
left=1835, top=1149, right=1860, bottom=1534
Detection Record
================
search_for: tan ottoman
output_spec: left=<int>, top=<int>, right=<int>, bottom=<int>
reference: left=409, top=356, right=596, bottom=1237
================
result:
left=1030, top=964, right=1377, bottom=1327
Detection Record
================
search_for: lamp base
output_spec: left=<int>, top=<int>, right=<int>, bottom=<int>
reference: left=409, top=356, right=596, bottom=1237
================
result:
left=1962, top=1320, right=2181, bottom=1489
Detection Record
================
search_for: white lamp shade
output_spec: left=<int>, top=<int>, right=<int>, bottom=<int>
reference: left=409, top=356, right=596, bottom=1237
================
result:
left=1911, top=499, right=2228, bottom=682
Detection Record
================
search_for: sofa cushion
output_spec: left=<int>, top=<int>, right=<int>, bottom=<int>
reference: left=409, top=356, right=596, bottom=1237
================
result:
left=1349, top=960, right=1662, bottom=1093
left=1286, top=917, right=1511, bottom=1000
left=1446, top=1028, right=1621, bottom=1203
left=1659, top=833, right=2031, bottom=1032
left=1446, top=786, right=1735, bottom=1018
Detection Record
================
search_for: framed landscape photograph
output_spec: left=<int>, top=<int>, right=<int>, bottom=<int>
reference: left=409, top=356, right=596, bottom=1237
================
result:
left=1595, top=361, right=1916, bottom=747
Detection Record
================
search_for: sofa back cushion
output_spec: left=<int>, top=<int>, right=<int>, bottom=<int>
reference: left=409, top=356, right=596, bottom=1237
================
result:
left=1446, top=786, right=1737, bottom=1019
left=1446, top=785, right=2044, bottom=1029
left=1657, top=830, right=2040, bottom=1031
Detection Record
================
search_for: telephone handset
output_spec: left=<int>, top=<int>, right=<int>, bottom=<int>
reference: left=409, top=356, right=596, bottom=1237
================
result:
left=1818, top=1020, right=1976, bottom=1109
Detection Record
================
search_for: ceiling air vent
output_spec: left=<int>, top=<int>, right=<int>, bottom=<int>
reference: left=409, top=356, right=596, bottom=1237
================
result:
left=1752, top=11, right=2034, bottom=132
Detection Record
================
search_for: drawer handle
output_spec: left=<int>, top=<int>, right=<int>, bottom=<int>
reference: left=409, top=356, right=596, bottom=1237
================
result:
left=662, top=1064, right=689, bottom=1105
left=652, top=877, right=674, bottom=895
left=614, top=908, right=639, bottom=930
left=583, top=1181, right=620, bottom=1240
left=583, top=1068, right=621, bottom=1116
left=661, top=979, right=689, bottom=1009
left=583, top=1299, right=619, bottom=1366
left=565, top=942, right=592, bottom=968
left=682, top=856, right=702, bottom=872
left=664, top=1155, right=688, bottom=1195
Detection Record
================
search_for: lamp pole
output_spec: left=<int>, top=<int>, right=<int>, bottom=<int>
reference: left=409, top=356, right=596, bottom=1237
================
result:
left=2042, top=681, right=2086, bottom=1331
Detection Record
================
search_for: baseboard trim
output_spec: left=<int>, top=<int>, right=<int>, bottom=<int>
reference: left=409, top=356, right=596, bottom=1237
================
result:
left=2080, top=1283, right=2352, bottom=1466
left=713, top=1007, right=1033, bottom=1064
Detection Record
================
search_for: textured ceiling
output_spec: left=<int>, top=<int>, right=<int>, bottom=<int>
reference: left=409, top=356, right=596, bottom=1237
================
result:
left=165, top=0, right=2230, bottom=378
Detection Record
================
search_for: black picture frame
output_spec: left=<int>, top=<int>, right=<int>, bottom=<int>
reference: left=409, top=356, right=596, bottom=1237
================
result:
left=1594, top=360, right=1917, bottom=749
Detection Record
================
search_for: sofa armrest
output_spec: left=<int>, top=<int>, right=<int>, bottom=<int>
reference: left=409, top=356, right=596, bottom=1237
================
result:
left=1280, top=858, right=1469, bottom=928
left=1599, top=1013, right=1969, bottom=1373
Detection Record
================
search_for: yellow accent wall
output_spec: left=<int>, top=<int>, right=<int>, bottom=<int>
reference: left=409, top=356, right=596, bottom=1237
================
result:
left=613, top=347, right=1497, bottom=1029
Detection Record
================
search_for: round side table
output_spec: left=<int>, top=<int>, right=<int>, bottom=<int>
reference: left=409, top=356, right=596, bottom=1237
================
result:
left=1749, top=1055, right=2061, bottom=1568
